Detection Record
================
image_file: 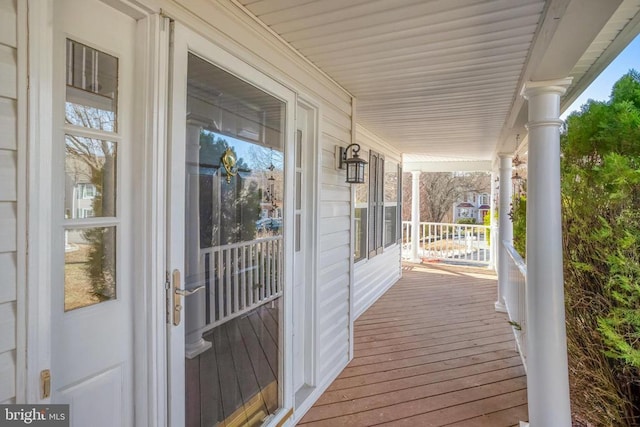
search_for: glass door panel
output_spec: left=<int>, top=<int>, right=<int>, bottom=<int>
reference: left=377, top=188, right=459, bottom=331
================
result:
left=184, top=53, right=285, bottom=427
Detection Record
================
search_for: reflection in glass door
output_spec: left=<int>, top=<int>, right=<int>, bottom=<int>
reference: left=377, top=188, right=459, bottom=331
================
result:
left=183, top=53, right=285, bottom=427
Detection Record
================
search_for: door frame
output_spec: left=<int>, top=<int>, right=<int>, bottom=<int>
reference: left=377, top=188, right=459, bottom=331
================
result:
left=24, top=1, right=159, bottom=426
left=292, top=98, right=321, bottom=407
left=166, top=21, right=297, bottom=426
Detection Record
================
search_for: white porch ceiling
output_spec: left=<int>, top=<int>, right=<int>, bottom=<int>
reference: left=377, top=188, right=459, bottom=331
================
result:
left=237, top=0, right=640, bottom=163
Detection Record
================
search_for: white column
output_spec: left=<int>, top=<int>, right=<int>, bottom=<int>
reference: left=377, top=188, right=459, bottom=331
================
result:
left=495, top=155, right=512, bottom=312
left=184, top=124, right=211, bottom=358
left=410, top=171, right=421, bottom=262
left=488, top=171, right=497, bottom=270
left=522, top=78, right=572, bottom=427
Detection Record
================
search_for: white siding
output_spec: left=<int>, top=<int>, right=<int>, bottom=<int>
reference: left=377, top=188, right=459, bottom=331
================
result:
left=0, top=0, right=16, bottom=49
left=354, top=125, right=403, bottom=318
left=317, top=117, right=351, bottom=381
left=0, top=302, right=16, bottom=354
left=0, top=0, right=17, bottom=404
left=0, top=45, right=16, bottom=99
left=0, top=350, right=16, bottom=402
left=0, top=98, right=17, bottom=150
left=354, top=247, right=401, bottom=318
left=170, top=0, right=354, bottom=402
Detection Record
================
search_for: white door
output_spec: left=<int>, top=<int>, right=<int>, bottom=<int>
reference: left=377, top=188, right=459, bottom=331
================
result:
left=50, top=1, right=136, bottom=425
left=167, top=24, right=296, bottom=426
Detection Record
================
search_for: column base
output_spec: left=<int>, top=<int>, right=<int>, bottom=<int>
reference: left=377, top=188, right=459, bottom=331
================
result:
left=185, top=336, right=212, bottom=359
left=519, top=422, right=529, bottom=427
left=494, top=301, right=507, bottom=313
left=407, top=258, right=422, bottom=264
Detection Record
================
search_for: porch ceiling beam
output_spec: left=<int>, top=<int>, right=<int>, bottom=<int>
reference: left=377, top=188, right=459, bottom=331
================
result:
left=561, top=2, right=640, bottom=111
left=496, top=0, right=625, bottom=155
left=401, top=160, right=492, bottom=173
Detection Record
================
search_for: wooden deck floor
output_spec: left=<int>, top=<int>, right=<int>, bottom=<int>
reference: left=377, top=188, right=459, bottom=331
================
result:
left=186, top=301, right=280, bottom=427
left=298, top=263, right=528, bottom=427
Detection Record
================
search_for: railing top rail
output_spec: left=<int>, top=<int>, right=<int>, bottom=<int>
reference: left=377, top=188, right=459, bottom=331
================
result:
left=201, top=235, right=283, bottom=253
left=502, top=240, right=527, bottom=277
left=401, top=221, right=489, bottom=230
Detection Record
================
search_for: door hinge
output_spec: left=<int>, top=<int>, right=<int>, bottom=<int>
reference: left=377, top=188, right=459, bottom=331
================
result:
left=40, top=369, right=51, bottom=399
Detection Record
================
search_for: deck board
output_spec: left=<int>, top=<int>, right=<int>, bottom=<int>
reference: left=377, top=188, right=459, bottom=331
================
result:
left=215, top=324, right=250, bottom=426
left=298, top=264, right=527, bottom=427
left=199, top=331, right=223, bottom=426
left=227, top=321, right=266, bottom=416
left=186, top=301, right=281, bottom=426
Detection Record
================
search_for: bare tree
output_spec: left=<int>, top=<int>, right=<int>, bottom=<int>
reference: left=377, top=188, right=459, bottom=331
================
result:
left=402, top=172, right=490, bottom=223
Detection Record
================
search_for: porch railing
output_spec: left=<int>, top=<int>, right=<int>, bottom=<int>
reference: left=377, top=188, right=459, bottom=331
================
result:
left=401, top=221, right=491, bottom=266
left=503, top=240, right=527, bottom=371
left=199, top=236, right=283, bottom=331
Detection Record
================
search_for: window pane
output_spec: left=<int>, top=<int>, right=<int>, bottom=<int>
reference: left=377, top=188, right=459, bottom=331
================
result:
left=384, top=161, right=397, bottom=203
left=196, top=131, right=283, bottom=246
left=66, top=39, right=118, bottom=132
left=185, top=53, right=285, bottom=426
left=65, top=226, right=116, bottom=311
left=355, top=150, right=368, bottom=261
left=187, top=54, right=284, bottom=148
left=368, top=153, right=377, bottom=256
left=384, top=160, right=398, bottom=246
left=376, top=157, right=384, bottom=251
left=385, top=206, right=397, bottom=247
left=65, top=135, right=117, bottom=218
left=296, top=172, right=302, bottom=210
left=295, top=213, right=301, bottom=252
left=354, top=208, right=367, bottom=261
left=296, top=129, right=302, bottom=168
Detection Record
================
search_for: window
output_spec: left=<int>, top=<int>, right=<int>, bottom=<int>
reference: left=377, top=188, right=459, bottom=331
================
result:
left=368, top=151, right=384, bottom=257
left=76, top=183, right=96, bottom=199
left=63, top=39, right=119, bottom=311
left=358, top=150, right=402, bottom=260
left=465, top=192, right=475, bottom=204
left=77, top=208, right=94, bottom=219
left=354, top=149, right=368, bottom=262
left=384, top=160, right=401, bottom=247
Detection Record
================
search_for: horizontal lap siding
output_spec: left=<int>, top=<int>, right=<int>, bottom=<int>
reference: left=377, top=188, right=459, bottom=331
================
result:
left=317, top=126, right=351, bottom=384
left=172, top=0, right=353, bottom=395
left=354, top=247, right=401, bottom=318
left=353, top=125, right=402, bottom=318
left=0, top=0, right=17, bottom=404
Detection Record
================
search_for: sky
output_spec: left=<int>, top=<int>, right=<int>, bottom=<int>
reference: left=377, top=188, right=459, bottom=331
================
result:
left=560, top=34, right=640, bottom=120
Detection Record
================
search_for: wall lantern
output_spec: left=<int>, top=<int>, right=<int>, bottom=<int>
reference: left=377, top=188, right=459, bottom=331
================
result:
left=338, top=143, right=367, bottom=184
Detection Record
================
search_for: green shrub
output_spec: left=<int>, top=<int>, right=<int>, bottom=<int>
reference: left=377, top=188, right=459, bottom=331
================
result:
left=511, top=194, right=526, bottom=258
left=560, top=70, right=640, bottom=426
left=456, top=217, right=476, bottom=224
left=483, top=211, right=492, bottom=245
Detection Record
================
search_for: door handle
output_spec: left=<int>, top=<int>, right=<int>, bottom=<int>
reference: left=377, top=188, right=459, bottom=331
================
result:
left=172, top=269, right=206, bottom=326
left=172, top=269, right=182, bottom=326
left=175, top=285, right=205, bottom=296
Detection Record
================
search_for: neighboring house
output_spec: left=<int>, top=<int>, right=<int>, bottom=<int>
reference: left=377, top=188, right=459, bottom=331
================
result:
left=453, top=192, right=491, bottom=223
left=1, top=1, right=638, bottom=427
